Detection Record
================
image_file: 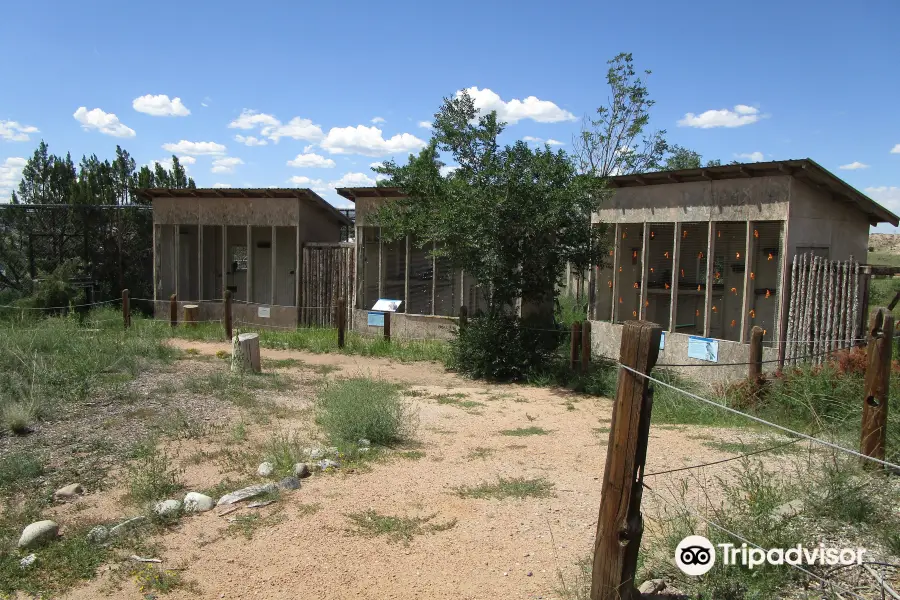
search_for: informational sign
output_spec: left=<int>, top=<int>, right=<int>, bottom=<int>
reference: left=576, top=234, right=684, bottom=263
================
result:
left=367, top=312, right=385, bottom=327
left=687, top=336, right=718, bottom=362
left=257, top=306, right=271, bottom=318
left=659, top=331, right=666, bottom=350
left=371, top=299, right=403, bottom=312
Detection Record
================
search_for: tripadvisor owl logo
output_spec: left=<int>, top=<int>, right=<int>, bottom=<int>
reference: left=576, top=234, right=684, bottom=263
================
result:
left=675, top=535, right=716, bottom=576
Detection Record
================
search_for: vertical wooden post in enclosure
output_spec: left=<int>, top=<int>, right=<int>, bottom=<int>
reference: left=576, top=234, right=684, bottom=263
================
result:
left=570, top=321, right=581, bottom=370
left=581, top=320, right=592, bottom=374
left=184, top=304, right=198, bottom=327
left=231, top=332, right=261, bottom=373
left=459, top=305, right=468, bottom=330
left=591, top=320, right=661, bottom=600
left=122, top=289, right=130, bottom=330
left=224, top=290, right=233, bottom=340
left=383, top=311, right=391, bottom=343
left=337, top=297, right=347, bottom=349
left=169, top=294, right=178, bottom=328
left=862, top=307, right=892, bottom=466
left=748, top=326, right=764, bottom=390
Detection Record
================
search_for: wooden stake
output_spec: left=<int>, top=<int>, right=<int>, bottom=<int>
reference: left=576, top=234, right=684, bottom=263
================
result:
left=591, top=319, right=661, bottom=600
left=184, top=304, right=198, bottom=327
left=581, top=320, right=592, bottom=374
left=337, top=297, right=346, bottom=349
left=224, top=290, right=233, bottom=340
left=384, top=311, right=391, bottom=343
left=862, top=307, right=892, bottom=466
left=749, top=326, right=764, bottom=390
left=459, top=304, right=468, bottom=330
left=231, top=332, right=261, bottom=373
left=169, top=294, right=177, bottom=328
left=122, top=289, right=130, bottom=330
left=570, top=321, right=581, bottom=370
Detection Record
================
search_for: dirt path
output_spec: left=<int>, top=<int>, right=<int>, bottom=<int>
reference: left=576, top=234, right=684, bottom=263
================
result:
left=59, top=340, right=774, bottom=600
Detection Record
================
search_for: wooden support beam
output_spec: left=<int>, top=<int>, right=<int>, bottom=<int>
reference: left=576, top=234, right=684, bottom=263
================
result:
left=611, top=224, right=621, bottom=322
left=246, top=225, right=253, bottom=303
left=703, top=223, right=716, bottom=337
left=404, top=235, right=410, bottom=312
left=862, top=307, right=892, bottom=466
left=378, top=227, right=384, bottom=299
left=222, top=225, right=227, bottom=300
left=152, top=224, right=159, bottom=305
left=295, top=226, right=300, bottom=309
left=270, top=226, right=276, bottom=306
left=740, top=221, right=756, bottom=343
left=669, top=222, right=681, bottom=333
left=639, top=223, right=650, bottom=320
left=570, top=322, right=581, bottom=370
left=174, top=225, right=180, bottom=299
left=198, top=224, right=203, bottom=302
left=749, top=326, right=764, bottom=391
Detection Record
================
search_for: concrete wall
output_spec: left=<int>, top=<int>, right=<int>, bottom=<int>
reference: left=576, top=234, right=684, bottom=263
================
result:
left=351, top=308, right=456, bottom=341
left=154, top=300, right=297, bottom=330
left=595, top=176, right=791, bottom=225
left=153, top=197, right=301, bottom=226
left=589, top=319, right=779, bottom=387
left=787, top=178, right=870, bottom=263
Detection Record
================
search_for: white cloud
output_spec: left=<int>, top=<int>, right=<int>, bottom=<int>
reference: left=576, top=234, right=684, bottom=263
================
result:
left=179, top=156, right=197, bottom=165
left=457, top=87, right=576, bottom=124
left=522, top=136, right=542, bottom=143
left=329, top=172, right=376, bottom=188
left=162, top=140, right=226, bottom=155
left=418, top=121, right=433, bottom=129
left=369, top=162, right=384, bottom=169
left=132, top=94, right=190, bottom=117
left=735, top=151, right=765, bottom=162
left=0, top=156, right=26, bottom=200
left=678, top=105, right=761, bottom=128
left=148, top=155, right=194, bottom=172
left=522, top=136, right=565, bottom=147
left=546, top=139, right=564, bottom=146
left=211, top=157, right=244, bottom=174
left=440, top=165, right=459, bottom=177
left=212, top=182, right=231, bottom=188
left=228, top=109, right=323, bottom=143
left=866, top=187, right=900, bottom=231
left=201, top=102, right=209, bottom=108
left=891, top=144, right=900, bottom=154
left=287, top=152, right=336, bottom=168
left=371, top=117, right=386, bottom=124
left=234, top=134, right=268, bottom=147
left=320, top=125, right=426, bottom=157
left=839, top=161, right=869, bottom=170
left=73, top=107, right=135, bottom=138
left=288, top=175, right=327, bottom=192
left=0, top=120, right=39, bottom=142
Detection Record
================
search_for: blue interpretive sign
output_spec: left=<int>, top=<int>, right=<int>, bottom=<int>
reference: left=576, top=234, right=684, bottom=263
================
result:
left=687, top=336, right=719, bottom=362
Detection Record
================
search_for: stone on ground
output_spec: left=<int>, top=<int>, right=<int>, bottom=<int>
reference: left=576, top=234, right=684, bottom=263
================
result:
left=358, top=438, right=371, bottom=447
left=18, top=520, right=59, bottom=549
left=317, top=459, right=340, bottom=471
left=54, top=483, right=84, bottom=501
left=19, top=554, right=36, bottom=569
left=183, top=492, right=215, bottom=513
left=217, top=483, right=278, bottom=506
left=305, top=447, right=325, bottom=460
left=109, top=516, right=148, bottom=538
left=293, top=463, right=311, bottom=478
left=278, top=476, right=300, bottom=490
left=154, top=499, right=182, bottom=517
left=87, top=525, right=109, bottom=543
left=257, top=462, right=275, bottom=477
left=638, top=579, right=666, bottom=594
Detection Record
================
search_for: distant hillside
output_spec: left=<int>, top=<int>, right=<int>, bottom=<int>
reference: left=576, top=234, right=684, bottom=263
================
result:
left=869, top=233, right=900, bottom=255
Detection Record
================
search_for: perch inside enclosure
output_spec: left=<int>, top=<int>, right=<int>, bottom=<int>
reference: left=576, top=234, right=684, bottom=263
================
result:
left=231, top=332, right=261, bottom=373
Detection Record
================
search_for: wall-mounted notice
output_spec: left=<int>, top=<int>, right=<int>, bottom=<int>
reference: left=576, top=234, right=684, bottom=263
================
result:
left=659, top=332, right=666, bottom=350
left=687, top=336, right=718, bottom=362
left=367, top=312, right=385, bottom=327
left=257, top=306, right=271, bottom=318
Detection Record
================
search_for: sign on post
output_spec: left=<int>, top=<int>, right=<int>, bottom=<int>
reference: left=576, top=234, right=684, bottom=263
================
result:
left=687, top=335, right=719, bottom=362
left=368, top=299, right=402, bottom=328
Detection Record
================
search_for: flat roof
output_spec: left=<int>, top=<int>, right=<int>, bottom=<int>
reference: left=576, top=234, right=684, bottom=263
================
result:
left=136, top=187, right=352, bottom=226
left=610, top=158, right=898, bottom=226
left=335, top=187, right=405, bottom=202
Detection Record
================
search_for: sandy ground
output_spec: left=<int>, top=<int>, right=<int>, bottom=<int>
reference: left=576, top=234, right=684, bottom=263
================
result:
left=55, top=340, right=781, bottom=600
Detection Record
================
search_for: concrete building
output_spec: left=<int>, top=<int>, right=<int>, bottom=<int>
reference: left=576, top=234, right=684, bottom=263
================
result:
left=585, top=158, right=898, bottom=381
left=141, top=188, right=353, bottom=328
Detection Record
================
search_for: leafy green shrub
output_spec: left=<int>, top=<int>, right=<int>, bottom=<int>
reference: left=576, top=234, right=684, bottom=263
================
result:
left=448, top=312, right=560, bottom=381
left=1, top=399, right=38, bottom=434
left=125, top=446, right=184, bottom=504
left=16, top=260, right=85, bottom=313
left=315, top=377, right=418, bottom=446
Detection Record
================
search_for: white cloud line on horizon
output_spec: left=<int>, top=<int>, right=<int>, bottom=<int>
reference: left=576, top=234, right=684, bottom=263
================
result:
left=162, top=140, right=227, bottom=155
left=678, top=105, right=762, bottom=128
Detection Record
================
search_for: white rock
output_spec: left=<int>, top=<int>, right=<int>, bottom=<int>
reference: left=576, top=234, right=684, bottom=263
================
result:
left=305, top=447, right=325, bottom=460
left=20, top=553, right=36, bottom=569
left=293, top=463, right=311, bottom=479
left=774, top=498, right=804, bottom=518
left=257, top=462, right=275, bottom=477
left=358, top=438, right=371, bottom=447
left=109, top=516, right=148, bottom=538
left=183, top=492, right=215, bottom=513
left=638, top=579, right=666, bottom=594
left=154, top=499, right=182, bottom=517
left=87, top=525, right=109, bottom=543
left=317, top=459, right=340, bottom=471
left=325, top=446, right=339, bottom=456
left=18, top=520, right=59, bottom=549
left=54, top=483, right=84, bottom=501
left=217, top=483, right=277, bottom=506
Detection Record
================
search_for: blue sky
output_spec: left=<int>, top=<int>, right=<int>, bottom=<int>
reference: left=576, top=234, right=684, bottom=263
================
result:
left=1, top=0, right=898, bottom=229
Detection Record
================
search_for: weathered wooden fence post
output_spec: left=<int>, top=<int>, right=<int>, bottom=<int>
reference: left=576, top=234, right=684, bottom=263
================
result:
left=169, top=294, right=178, bottom=328
left=224, top=290, right=233, bottom=340
left=459, top=305, right=468, bottom=330
left=184, top=304, right=198, bottom=327
left=862, top=307, right=892, bottom=466
left=337, top=297, right=346, bottom=349
left=383, top=311, right=391, bottom=343
left=570, top=321, right=581, bottom=370
left=581, top=320, right=592, bottom=374
left=122, top=289, right=130, bottom=330
left=748, top=325, right=764, bottom=390
left=591, top=319, right=661, bottom=600
left=231, top=332, right=262, bottom=373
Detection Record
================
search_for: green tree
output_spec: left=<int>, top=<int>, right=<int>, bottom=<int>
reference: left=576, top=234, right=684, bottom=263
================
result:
left=664, top=145, right=703, bottom=170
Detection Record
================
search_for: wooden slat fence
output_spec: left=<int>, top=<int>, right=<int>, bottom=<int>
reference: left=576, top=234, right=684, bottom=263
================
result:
left=300, top=242, right=354, bottom=328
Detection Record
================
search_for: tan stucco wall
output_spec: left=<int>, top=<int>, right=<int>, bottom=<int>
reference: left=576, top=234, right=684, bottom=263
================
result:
left=153, top=197, right=301, bottom=226
left=594, top=176, right=791, bottom=224
left=786, top=178, right=869, bottom=263
left=351, top=308, right=456, bottom=341
left=353, top=196, right=401, bottom=227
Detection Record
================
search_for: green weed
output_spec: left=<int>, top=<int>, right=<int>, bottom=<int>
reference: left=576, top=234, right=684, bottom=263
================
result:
left=499, top=426, right=550, bottom=437
left=346, top=510, right=456, bottom=544
left=455, top=477, right=554, bottom=500
left=315, top=377, right=418, bottom=446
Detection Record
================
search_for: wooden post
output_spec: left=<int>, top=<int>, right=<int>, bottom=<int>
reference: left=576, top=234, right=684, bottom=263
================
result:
left=570, top=321, right=581, bottom=370
left=231, top=332, right=261, bottom=373
left=184, top=304, right=198, bottom=327
left=224, top=290, right=233, bottom=340
left=748, top=326, right=764, bottom=389
left=384, top=311, right=391, bottom=343
left=581, top=320, right=592, bottom=374
left=591, top=320, right=661, bottom=600
left=337, top=297, right=347, bottom=348
left=122, top=289, right=130, bottom=330
left=459, top=305, right=468, bottom=330
left=703, top=222, right=716, bottom=337
left=861, top=307, right=892, bottom=466
left=169, top=294, right=177, bottom=328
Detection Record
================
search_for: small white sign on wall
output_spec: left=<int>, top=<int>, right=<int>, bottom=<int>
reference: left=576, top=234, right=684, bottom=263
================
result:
left=258, top=306, right=271, bottom=318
